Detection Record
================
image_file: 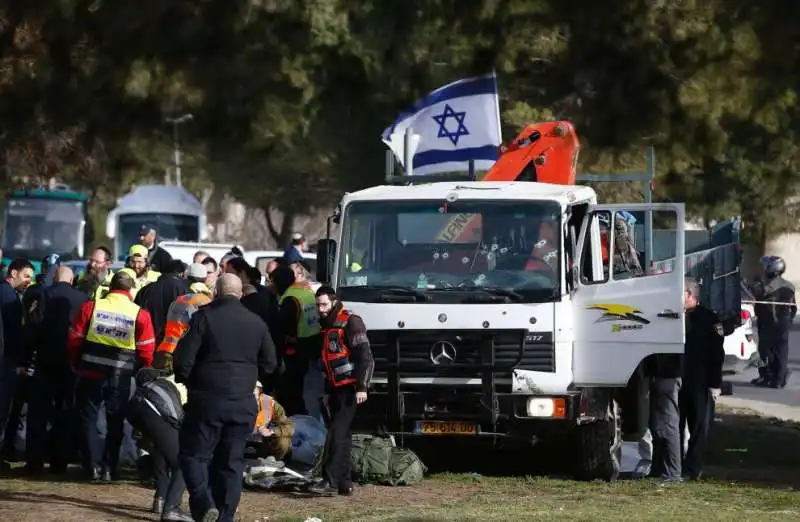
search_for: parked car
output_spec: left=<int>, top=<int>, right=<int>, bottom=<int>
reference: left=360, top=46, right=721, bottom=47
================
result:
left=722, top=304, right=758, bottom=373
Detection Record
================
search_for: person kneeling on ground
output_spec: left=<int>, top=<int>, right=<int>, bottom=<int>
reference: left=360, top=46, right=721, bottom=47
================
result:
left=248, top=382, right=294, bottom=461
left=128, top=365, right=192, bottom=522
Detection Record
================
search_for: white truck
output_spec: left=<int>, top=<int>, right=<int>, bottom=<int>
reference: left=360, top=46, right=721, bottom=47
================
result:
left=314, top=176, right=741, bottom=481
left=105, top=185, right=207, bottom=261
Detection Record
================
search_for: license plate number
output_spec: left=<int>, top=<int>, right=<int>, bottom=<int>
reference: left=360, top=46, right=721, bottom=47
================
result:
left=414, top=421, right=478, bottom=435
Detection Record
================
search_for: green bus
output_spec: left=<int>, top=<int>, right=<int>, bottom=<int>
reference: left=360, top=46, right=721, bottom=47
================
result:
left=1, top=185, right=92, bottom=273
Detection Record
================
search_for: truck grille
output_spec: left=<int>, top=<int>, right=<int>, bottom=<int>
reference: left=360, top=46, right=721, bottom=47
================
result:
left=368, top=329, right=555, bottom=377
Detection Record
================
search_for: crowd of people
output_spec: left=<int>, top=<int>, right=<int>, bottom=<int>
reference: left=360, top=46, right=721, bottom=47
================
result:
left=0, top=227, right=375, bottom=522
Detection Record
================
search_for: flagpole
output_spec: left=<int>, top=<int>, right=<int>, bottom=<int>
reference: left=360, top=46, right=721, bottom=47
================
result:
left=492, top=70, right=503, bottom=144
left=404, top=127, right=414, bottom=177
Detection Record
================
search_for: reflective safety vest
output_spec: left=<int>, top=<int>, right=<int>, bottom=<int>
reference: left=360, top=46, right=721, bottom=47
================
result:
left=279, top=284, right=320, bottom=355
left=321, top=309, right=357, bottom=388
left=157, top=291, right=212, bottom=354
left=254, top=394, right=275, bottom=428
left=81, top=293, right=141, bottom=374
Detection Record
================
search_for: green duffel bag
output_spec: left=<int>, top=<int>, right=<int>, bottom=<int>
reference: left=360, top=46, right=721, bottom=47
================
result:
left=350, top=434, right=427, bottom=486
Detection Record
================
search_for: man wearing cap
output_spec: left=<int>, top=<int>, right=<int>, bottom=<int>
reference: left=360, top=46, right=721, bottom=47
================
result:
left=140, top=225, right=174, bottom=274
left=283, top=233, right=306, bottom=262
left=67, top=270, right=156, bottom=482
left=128, top=244, right=162, bottom=293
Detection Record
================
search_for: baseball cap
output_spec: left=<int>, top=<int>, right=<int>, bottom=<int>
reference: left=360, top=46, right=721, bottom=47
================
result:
left=139, top=224, right=156, bottom=235
left=129, top=244, right=148, bottom=258
left=187, top=263, right=206, bottom=279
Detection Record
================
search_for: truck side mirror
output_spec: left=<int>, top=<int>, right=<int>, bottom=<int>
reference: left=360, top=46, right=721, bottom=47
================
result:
left=315, top=239, right=337, bottom=284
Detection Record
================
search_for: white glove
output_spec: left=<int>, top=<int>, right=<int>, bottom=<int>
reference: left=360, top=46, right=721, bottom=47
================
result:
left=710, top=388, right=722, bottom=403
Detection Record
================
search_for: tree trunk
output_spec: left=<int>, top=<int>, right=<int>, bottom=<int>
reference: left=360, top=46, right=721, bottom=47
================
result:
left=264, top=207, right=297, bottom=248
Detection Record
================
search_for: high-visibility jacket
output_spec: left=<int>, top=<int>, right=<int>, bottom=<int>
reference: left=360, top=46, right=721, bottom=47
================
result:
left=80, top=292, right=142, bottom=374
left=279, top=283, right=320, bottom=340
left=157, top=291, right=212, bottom=354
left=255, top=394, right=275, bottom=428
left=321, top=309, right=357, bottom=388
left=135, top=270, right=161, bottom=291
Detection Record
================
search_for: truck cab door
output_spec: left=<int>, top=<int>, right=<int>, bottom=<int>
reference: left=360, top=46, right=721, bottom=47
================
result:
left=572, top=203, right=686, bottom=387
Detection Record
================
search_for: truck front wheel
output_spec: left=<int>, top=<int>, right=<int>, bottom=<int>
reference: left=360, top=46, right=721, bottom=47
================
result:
left=571, top=399, right=622, bottom=481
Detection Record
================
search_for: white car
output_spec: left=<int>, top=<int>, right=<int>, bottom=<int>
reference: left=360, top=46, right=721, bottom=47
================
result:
left=723, top=304, right=758, bottom=373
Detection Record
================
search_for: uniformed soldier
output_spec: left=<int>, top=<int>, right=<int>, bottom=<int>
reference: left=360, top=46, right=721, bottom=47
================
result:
left=308, top=285, right=373, bottom=497
left=679, top=278, right=725, bottom=481
left=749, top=256, right=796, bottom=388
left=272, top=263, right=321, bottom=417
left=613, top=214, right=643, bottom=276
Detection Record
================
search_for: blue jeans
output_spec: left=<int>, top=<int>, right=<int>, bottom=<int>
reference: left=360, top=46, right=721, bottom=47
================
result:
left=0, top=357, right=20, bottom=452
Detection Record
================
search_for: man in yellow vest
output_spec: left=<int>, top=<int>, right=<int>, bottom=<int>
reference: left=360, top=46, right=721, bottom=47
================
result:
left=271, top=263, right=321, bottom=417
left=75, top=247, right=115, bottom=300
left=128, top=244, right=161, bottom=294
left=67, top=271, right=156, bottom=482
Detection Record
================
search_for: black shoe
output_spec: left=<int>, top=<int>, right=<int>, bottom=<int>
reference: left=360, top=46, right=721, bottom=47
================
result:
left=307, top=479, right=338, bottom=497
left=161, top=508, right=193, bottom=522
left=152, top=495, right=165, bottom=514
left=338, top=486, right=354, bottom=496
left=48, top=463, right=68, bottom=475
left=23, top=463, right=44, bottom=476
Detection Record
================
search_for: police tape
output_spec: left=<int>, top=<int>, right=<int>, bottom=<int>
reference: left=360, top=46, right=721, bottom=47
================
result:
left=742, top=300, right=797, bottom=307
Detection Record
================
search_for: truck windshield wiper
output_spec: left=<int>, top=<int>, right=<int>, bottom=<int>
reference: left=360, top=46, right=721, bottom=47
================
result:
left=355, top=285, right=431, bottom=303
left=428, top=287, right=524, bottom=302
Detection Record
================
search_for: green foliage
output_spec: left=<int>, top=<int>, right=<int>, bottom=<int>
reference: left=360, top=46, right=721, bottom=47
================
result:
left=0, top=0, right=796, bottom=246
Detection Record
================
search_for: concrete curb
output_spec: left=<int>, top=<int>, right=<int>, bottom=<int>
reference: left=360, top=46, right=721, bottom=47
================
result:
left=718, top=396, right=800, bottom=422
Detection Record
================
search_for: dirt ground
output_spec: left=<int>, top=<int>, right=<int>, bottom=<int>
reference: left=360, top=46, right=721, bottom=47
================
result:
left=0, top=408, right=798, bottom=522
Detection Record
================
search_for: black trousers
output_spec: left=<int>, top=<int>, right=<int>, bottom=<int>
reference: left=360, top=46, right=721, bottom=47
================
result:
left=75, top=374, right=131, bottom=475
left=26, top=366, right=77, bottom=471
left=769, top=328, right=791, bottom=386
left=649, top=377, right=681, bottom=481
left=679, top=382, right=714, bottom=478
left=278, top=355, right=309, bottom=417
left=322, top=387, right=357, bottom=489
left=127, top=397, right=185, bottom=512
left=179, top=396, right=257, bottom=522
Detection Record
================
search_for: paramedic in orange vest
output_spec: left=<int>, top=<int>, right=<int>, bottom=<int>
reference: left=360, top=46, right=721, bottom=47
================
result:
left=308, top=285, right=374, bottom=497
left=250, top=381, right=294, bottom=460
left=67, top=270, right=156, bottom=482
left=154, top=264, right=213, bottom=371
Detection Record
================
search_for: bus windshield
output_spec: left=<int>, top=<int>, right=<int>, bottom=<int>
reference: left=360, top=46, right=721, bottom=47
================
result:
left=116, top=213, right=199, bottom=259
left=2, top=197, right=86, bottom=260
left=336, top=199, right=562, bottom=303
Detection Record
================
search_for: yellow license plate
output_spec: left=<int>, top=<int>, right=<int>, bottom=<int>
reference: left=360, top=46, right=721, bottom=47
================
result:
left=415, top=421, right=478, bottom=435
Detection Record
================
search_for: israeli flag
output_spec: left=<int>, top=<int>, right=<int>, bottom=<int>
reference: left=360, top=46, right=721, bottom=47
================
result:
left=381, top=72, right=502, bottom=176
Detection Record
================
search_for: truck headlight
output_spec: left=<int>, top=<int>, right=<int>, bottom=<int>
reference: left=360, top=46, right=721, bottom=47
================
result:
left=525, top=397, right=566, bottom=418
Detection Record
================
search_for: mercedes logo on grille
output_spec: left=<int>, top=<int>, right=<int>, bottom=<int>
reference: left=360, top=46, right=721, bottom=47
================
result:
left=430, top=341, right=457, bottom=365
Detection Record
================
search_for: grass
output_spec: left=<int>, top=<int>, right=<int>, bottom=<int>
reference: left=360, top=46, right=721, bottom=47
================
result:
left=1, top=408, right=799, bottom=521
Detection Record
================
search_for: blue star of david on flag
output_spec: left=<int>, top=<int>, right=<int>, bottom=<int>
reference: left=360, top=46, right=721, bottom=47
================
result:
left=432, top=104, right=469, bottom=146
left=381, top=72, right=502, bottom=176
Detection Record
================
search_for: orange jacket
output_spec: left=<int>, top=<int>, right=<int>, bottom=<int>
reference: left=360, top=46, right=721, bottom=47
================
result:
left=157, top=292, right=212, bottom=354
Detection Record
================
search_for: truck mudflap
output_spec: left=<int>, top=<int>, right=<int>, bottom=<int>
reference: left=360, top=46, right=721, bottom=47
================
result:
left=650, top=218, right=742, bottom=330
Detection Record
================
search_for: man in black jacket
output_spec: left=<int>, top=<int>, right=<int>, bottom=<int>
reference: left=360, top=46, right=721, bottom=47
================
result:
left=136, top=260, right=190, bottom=346
left=25, top=266, right=88, bottom=474
left=679, top=277, right=725, bottom=481
left=140, top=225, right=174, bottom=274
left=174, top=273, right=277, bottom=522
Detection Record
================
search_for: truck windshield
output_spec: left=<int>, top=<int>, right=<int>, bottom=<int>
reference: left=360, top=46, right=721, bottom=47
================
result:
left=1, top=197, right=85, bottom=260
left=337, top=199, right=562, bottom=303
left=117, top=213, right=199, bottom=258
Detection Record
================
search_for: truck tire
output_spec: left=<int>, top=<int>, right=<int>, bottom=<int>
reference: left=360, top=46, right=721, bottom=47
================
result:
left=571, top=400, right=622, bottom=482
